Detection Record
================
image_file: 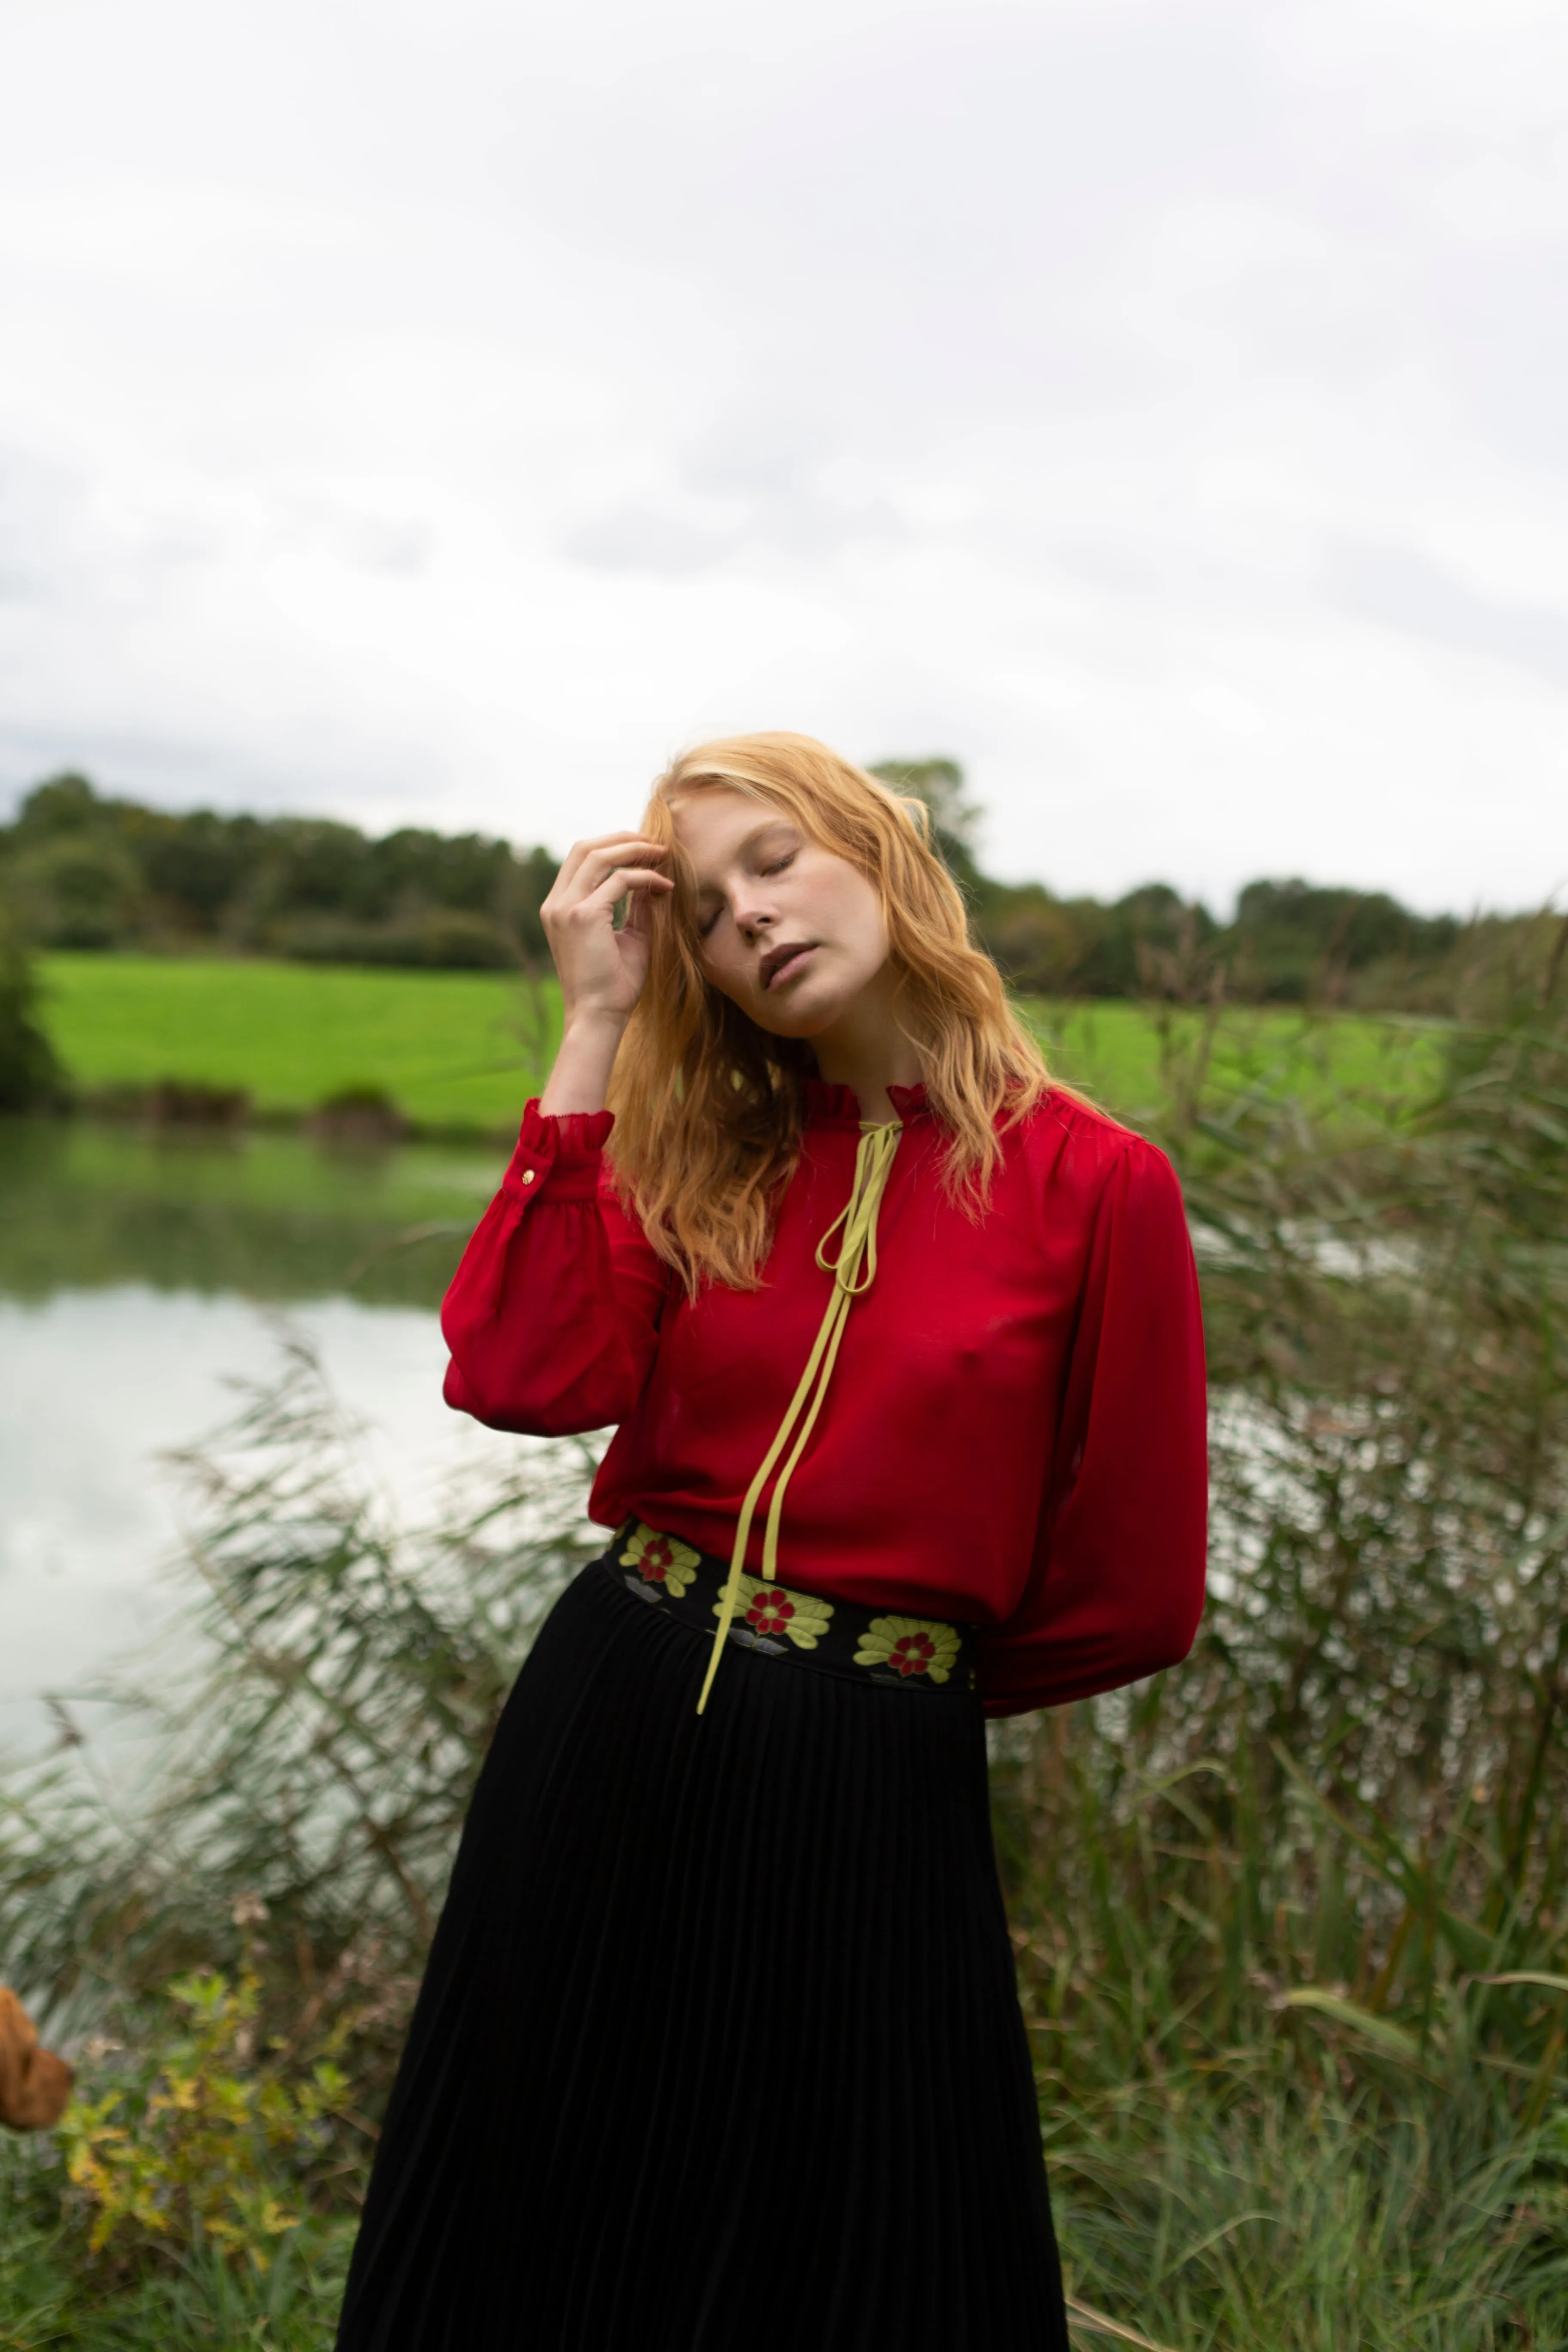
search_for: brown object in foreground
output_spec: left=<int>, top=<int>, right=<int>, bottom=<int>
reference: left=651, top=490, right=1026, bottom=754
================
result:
left=0, top=1986, right=74, bottom=2129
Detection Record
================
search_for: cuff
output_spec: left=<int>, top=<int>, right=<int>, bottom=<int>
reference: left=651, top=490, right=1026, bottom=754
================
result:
left=501, top=1098, right=616, bottom=1204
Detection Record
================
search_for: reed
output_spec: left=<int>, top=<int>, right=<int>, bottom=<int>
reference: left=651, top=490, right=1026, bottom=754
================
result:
left=996, top=910, right=1568, bottom=2339
left=2, top=918, right=1565, bottom=2345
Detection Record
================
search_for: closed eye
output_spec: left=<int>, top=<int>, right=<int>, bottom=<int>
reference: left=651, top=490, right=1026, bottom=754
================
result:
left=695, top=849, right=795, bottom=941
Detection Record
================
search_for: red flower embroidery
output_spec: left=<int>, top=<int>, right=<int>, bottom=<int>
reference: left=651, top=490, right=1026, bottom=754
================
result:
left=717, top=1575, right=833, bottom=1650
left=746, top=1590, right=797, bottom=1639
left=889, top=1632, right=937, bottom=1676
left=854, top=1614, right=961, bottom=1684
left=619, top=1523, right=699, bottom=1599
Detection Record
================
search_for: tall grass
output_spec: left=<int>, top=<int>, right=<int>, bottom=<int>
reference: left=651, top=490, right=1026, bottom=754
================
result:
left=2, top=1345, right=600, bottom=2076
left=2, top=919, right=1565, bottom=2346
left=995, top=912, right=1568, bottom=2341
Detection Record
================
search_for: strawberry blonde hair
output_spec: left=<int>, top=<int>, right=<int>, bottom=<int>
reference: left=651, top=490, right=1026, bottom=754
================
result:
left=606, top=732, right=1050, bottom=1290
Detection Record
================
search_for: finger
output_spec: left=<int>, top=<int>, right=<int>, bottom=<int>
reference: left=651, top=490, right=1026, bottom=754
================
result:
left=622, top=885, right=664, bottom=937
left=551, top=848, right=665, bottom=911
left=570, top=854, right=670, bottom=907
left=573, top=840, right=667, bottom=893
left=556, top=833, right=666, bottom=891
left=575, top=866, right=674, bottom=917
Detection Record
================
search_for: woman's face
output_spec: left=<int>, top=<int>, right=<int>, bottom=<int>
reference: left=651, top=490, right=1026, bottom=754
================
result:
left=669, top=788, right=891, bottom=1040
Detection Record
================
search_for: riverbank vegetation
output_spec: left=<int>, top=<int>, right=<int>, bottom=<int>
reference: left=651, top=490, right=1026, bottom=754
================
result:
left=2, top=912, right=1565, bottom=2346
left=0, top=917, right=64, bottom=1115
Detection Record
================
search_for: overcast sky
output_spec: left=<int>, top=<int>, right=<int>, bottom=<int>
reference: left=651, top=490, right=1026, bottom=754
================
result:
left=1, top=0, right=1564, bottom=913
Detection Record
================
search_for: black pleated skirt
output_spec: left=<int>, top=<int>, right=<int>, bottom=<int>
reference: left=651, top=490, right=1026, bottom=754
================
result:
left=334, top=1544, right=1068, bottom=2351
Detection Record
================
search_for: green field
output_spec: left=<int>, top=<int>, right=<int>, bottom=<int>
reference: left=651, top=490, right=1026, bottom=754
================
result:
left=34, top=952, right=1446, bottom=1135
left=37, top=954, right=562, bottom=1133
left=1030, top=993, right=1443, bottom=1125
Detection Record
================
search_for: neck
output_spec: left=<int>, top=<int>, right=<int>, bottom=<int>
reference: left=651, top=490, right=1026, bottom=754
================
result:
left=809, top=968, right=924, bottom=1123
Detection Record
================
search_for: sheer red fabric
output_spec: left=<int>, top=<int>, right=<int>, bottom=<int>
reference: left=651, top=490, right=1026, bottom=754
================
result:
left=441, top=1081, right=1208, bottom=1717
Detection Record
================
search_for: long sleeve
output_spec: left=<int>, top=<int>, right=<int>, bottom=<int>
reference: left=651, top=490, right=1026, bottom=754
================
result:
left=977, top=1137, right=1208, bottom=1718
left=441, top=1100, right=673, bottom=1436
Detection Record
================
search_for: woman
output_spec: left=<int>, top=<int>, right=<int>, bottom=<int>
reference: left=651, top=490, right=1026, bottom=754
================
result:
left=335, top=733, right=1208, bottom=2351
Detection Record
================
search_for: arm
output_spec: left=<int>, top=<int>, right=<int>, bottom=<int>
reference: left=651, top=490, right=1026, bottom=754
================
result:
left=443, top=821, right=678, bottom=1433
left=977, top=1138, right=1209, bottom=1717
left=441, top=1101, right=672, bottom=1435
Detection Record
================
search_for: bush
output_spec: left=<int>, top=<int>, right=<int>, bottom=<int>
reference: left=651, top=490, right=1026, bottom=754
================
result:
left=0, top=2120, right=353, bottom=2348
left=85, top=1078, right=251, bottom=1127
left=273, top=910, right=517, bottom=970
left=0, top=920, right=64, bottom=1110
left=9, top=834, right=145, bottom=950
left=306, top=1084, right=408, bottom=1144
left=59, top=1966, right=351, bottom=2276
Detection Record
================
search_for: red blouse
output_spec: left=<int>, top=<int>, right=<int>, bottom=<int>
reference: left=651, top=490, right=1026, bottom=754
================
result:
left=441, top=1081, right=1208, bottom=1717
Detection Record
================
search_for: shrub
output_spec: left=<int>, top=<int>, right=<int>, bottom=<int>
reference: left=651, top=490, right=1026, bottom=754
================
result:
left=307, top=1084, right=409, bottom=1144
left=58, top=1967, right=351, bottom=2277
left=9, top=834, right=145, bottom=950
left=0, top=919, right=64, bottom=1111
left=273, top=910, right=517, bottom=969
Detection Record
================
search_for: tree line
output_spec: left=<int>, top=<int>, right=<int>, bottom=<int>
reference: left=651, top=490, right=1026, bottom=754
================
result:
left=0, top=772, right=555, bottom=972
left=872, top=760, right=1469, bottom=1010
left=0, top=761, right=1479, bottom=1009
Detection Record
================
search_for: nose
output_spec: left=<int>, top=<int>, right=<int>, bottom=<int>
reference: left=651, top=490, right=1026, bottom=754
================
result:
left=731, top=891, right=777, bottom=941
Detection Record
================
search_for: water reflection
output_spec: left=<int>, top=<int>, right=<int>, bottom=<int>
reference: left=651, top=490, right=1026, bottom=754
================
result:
left=0, top=1117, right=518, bottom=1755
left=0, top=1115, right=505, bottom=1307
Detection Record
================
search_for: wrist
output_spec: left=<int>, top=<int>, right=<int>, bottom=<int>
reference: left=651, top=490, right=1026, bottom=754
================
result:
left=560, top=1006, right=631, bottom=1045
left=541, top=1009, right=628, bottom=1118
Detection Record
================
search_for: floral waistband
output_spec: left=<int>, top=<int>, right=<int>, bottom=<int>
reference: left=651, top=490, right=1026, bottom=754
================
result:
left=598, top=1519, right=978, bottom=1696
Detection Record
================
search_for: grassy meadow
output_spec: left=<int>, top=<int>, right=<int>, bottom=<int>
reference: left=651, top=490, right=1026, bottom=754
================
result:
left=4, top=922, right=1565, bottom=2348
left=35, top=949, right=1448, bottom=1133
left=35, top=952, right=563, bottom=1133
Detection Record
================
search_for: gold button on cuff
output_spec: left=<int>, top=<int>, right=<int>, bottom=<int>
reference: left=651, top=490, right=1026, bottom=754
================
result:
left=521, top=1169, right=536, bottom=1183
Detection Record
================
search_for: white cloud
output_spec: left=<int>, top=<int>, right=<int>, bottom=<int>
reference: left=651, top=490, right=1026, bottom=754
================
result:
left=0, top=0, right=1564, bottom=910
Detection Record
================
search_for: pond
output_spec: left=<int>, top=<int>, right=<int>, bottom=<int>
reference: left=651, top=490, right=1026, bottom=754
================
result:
left=0, top=1117, right=522, bottom=1756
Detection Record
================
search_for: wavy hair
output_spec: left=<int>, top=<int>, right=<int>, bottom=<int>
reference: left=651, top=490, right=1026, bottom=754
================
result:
left=606, top=732, right=1051, bottom=1290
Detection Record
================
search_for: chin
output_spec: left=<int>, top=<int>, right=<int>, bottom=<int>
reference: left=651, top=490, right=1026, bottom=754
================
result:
left=747, top=986, right=846, bottom=1042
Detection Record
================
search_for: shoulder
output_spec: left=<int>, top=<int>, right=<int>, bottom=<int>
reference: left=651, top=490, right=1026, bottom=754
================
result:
left=996, top=1093, right=1194, bottom=1287
left=1006, top=1087, right=1171, bottom=1191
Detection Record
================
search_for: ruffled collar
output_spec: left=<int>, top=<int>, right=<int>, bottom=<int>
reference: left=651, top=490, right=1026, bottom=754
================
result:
left=800, top=1077, right=931, bottom=1129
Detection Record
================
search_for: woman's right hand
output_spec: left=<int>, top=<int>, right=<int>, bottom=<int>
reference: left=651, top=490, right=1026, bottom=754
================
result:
left=540, top=832, right=674, bottom=1034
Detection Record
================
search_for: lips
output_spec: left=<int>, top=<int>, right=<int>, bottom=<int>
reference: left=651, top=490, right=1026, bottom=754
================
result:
left=762, top=940, right=823, bottom=988
left=761, top=942, right=815, bottom=991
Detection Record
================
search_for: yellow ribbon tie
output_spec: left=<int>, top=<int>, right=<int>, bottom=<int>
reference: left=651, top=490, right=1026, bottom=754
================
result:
left=695, top=1119, right=903, bottom=1715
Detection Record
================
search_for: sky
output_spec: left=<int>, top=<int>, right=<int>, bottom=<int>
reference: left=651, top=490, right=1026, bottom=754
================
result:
left=0, top=0, right=1565, bottom=915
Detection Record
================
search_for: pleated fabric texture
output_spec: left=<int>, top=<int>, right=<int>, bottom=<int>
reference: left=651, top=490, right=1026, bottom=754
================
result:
left=334, top=1553, right=1069, bottom=2352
